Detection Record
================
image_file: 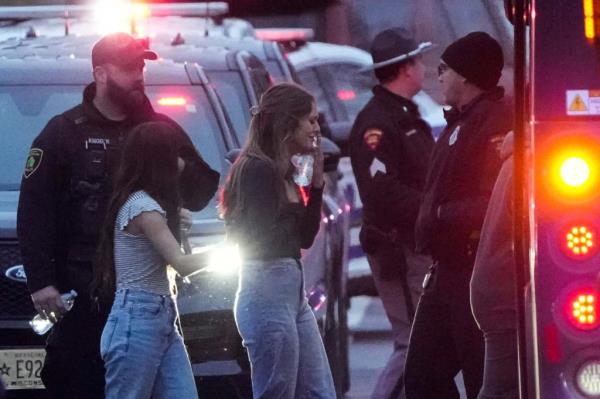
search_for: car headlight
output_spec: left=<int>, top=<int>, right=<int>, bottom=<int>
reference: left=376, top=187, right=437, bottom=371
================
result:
left=190, top=242, right=241, bottom=275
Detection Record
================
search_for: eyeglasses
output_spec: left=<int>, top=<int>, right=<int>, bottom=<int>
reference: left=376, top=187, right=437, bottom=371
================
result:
left=437, top=63, right=449, bottom=77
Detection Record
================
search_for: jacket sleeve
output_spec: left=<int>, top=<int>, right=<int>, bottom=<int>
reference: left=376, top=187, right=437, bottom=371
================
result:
left=17, top=116, right=65, bottom=294
left=163, top=116, right=220, bottom=212
left=351, top=124, right=423, bottom=226
left=437, top=126, right=507, bottom=231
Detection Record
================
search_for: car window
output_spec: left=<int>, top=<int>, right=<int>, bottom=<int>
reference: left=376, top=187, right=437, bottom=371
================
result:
left=0, top=85, right=226, bottom=218
left=264, top=60, right=287, bottom=83
left=321, top=63, right=376, bottom=122
left=208, top=70, right=252, bottom=144
left=295, top=67, right=334, bottom=122
left=249, top=67, right=271, bottom=101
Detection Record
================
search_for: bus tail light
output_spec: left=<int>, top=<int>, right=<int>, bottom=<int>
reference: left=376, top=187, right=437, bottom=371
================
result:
left=560, top=223, right=598, bottom=260
left=565, top=288, right=599, bottom=331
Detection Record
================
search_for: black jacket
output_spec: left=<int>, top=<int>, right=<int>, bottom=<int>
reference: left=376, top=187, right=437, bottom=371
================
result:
left=17, top=83, right=220, bottom=294
left=350, top=86, right=434, bottom=252
left=415, top=87, right=512, bottom=267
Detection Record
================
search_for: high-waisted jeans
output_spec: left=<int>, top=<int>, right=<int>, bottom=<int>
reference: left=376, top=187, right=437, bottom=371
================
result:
left=234, top=257, right=336, bottom=399
left=100, top=289, right=198, bottom=399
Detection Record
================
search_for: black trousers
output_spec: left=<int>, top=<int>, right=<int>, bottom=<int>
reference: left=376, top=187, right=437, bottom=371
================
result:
left=41, top=293, right=107, bottom=399
left=404, top=262, right=484, bottom=399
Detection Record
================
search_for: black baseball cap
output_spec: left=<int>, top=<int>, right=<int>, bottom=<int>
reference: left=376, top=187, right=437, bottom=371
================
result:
left=92, top=32, right=158, bottom=68
left=366, top=28, right=435, bottom=71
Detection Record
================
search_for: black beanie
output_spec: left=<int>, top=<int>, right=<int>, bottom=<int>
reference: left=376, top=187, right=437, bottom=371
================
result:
left=441, top=32, right=503, bottom=90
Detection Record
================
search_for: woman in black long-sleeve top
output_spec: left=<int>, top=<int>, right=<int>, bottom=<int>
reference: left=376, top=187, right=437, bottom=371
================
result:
left=221, top=83, right=336, bottom=398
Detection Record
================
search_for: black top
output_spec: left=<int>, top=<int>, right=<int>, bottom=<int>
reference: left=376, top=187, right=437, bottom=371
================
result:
left=415, top=87, right=512, bottom=267
left=17, top=83, right=220, bottom=294
left=349, top=85, right=434, bottom=247
left=228, top=157, right=323, bottom=261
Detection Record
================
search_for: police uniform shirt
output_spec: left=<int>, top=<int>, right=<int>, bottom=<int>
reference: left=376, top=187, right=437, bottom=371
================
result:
left=349, top=85, right=434, bottom=243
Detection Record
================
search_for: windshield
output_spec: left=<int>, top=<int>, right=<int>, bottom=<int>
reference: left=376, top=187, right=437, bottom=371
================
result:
left=208, top=70, right=253, bottom=145
left=0, top=84, right=226, bottom=218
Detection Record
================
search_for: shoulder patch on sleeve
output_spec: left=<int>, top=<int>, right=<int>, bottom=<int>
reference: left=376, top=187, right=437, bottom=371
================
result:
left=363, top=128, right=383, bottom=150
left=23, top=148, right=43, bottom=179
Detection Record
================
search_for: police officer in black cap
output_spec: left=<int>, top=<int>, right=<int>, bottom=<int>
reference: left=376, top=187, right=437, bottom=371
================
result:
left=404, top=31, right=512, bottom=399
left=17, top=32, right=219, bottom=398
left=349, top=28, right=435, bottom=399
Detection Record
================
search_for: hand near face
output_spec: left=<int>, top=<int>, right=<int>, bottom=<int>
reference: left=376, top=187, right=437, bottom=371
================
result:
left=311, top=134, right=324, bottom=189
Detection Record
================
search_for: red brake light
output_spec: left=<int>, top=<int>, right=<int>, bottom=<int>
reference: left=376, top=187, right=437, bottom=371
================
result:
left=157, top=97, right=187, bottom=107
left=565, top=288, right=599, bottom=331
left=560, top=223, right=598, bottom=260
left=254, top=28, right=313, bottom=42
left=337, top=89, right=357, bottom=101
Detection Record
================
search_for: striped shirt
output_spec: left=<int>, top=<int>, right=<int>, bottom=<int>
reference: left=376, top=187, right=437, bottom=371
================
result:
left=114, top=191, right=171, bottom=295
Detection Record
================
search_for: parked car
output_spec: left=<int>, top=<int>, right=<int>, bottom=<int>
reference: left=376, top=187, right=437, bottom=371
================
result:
left=154, top=34, right=297, bottom=84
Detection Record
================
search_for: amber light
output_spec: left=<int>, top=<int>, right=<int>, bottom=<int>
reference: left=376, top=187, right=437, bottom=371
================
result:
left=545, top=143, right=600, bottom=200
left=585, top=0, right=595, bottom=39
left=560, top=157, right=591, bottom=188
left=561, top=224, right=598, bottom=259
left=566, top=289, right=599, bottom=330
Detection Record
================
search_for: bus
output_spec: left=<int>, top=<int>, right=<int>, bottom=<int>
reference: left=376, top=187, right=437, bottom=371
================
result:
left=511, top=0, right=600, bottom=397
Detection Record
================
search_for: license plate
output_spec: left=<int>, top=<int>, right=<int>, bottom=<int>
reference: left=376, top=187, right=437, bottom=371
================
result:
left=0, top=348, right=45, bottom=390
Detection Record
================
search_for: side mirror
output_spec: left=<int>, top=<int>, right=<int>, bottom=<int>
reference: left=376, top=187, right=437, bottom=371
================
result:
left=225, top=149, right=241, bottom=164
left=321, top=136, right=341, bottom=173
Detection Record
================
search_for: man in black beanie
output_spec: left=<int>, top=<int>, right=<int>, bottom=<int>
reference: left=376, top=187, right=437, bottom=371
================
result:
left=349, top=28, right=435, bottom=399
left=404, top=31, right=513, bottom=399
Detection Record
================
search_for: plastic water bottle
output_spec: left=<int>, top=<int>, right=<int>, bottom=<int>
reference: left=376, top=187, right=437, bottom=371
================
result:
left=291, top=154, right=314, bottom=187
left=29, top=290, right=78, bottom=335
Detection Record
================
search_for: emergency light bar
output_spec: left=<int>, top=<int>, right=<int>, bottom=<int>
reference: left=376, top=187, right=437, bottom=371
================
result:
left=0, top=2, right=228, bottom=20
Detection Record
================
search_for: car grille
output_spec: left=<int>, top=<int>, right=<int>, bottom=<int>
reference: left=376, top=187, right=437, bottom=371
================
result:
left=180, top=310, right=245, bottom=363
left=0, top=243, right=35, bottom=320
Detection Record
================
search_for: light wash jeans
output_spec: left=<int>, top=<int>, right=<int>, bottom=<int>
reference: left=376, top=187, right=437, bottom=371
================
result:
left=100, top=289, right=198, bottom=399
left=234, top=257, right=336, bottom=399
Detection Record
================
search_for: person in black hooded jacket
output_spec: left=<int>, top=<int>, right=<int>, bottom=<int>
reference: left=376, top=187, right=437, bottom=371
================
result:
left=17, top=33, right=219, bottom=398
left=404, top=32, right=513, bottom=399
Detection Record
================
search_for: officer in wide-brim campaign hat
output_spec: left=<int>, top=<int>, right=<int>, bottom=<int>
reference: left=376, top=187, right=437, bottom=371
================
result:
left=362, top=27, right=435, bottom=72
left=349, top=27, right=435, bottom=399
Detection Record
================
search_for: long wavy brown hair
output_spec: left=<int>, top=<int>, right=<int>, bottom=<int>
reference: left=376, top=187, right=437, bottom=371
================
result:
left=220, top=83, right=314, bottom=227
left=91, top=121, right=182, bottom=305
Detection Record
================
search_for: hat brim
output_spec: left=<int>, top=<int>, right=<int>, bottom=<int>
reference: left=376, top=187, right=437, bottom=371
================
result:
left=360, top=42, right=436, bottom=73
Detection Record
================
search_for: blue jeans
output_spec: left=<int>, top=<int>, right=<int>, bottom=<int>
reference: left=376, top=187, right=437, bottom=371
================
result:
left=100, top=289, right=198, bottom=399
left=234, top=258, right=336, bottom=399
